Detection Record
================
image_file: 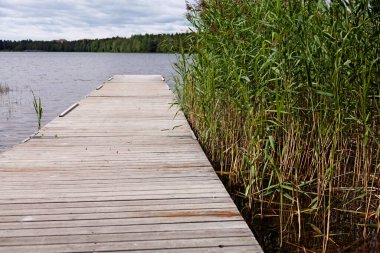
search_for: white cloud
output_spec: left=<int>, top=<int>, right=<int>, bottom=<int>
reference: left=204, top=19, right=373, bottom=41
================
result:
left=0, top=0, right=190, bottom=40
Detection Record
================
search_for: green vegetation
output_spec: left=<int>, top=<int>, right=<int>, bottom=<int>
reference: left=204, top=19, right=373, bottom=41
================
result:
left=177, top=0, right=379, bottom=252
left=0, top=33, right=191, bottom=53
left=0, top=83, right=10, bottom=94
left=32, top=91, right=43, bottom=130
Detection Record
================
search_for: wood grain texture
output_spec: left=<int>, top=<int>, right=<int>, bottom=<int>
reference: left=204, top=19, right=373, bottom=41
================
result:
left=0, top=75, right=262, bottom=252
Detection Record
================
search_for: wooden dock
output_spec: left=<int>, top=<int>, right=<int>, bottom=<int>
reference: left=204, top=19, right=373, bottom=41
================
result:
left=0, top=75, right=262, bottom=253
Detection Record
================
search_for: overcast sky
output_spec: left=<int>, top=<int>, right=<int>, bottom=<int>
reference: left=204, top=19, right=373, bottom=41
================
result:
left=0, top=0, right=191, bottom=41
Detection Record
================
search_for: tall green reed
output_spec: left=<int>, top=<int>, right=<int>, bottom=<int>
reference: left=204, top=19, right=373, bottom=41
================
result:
left=177, top=0, right=379, bottom=251
left=32, top=91, right=43, bottom=130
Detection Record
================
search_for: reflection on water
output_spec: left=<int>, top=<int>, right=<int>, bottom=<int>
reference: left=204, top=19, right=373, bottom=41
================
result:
left=0, top=52, right=177, bottom=152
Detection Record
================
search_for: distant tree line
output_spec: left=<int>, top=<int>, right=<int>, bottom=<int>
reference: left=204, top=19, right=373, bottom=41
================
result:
left=0, top=33, right=191, bottom=53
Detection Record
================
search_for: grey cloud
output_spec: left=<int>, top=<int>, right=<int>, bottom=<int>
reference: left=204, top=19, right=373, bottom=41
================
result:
left=0, top=0, right=190, bottom=40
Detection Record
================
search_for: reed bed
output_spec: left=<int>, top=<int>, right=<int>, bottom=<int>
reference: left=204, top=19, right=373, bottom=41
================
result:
left=176, top=0, right=379, bottom=251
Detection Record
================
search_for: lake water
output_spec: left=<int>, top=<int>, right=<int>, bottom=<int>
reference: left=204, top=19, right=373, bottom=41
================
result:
left=0, top=52, right=178, bottom=152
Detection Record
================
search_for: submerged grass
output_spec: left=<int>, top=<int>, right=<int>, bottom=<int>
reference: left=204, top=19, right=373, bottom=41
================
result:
left=0, top=83, right=10, bottom=94
left=176, top=0, right=379, bottom=252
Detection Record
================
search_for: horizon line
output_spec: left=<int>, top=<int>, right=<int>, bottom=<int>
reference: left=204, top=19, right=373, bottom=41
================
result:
left=0, top=31, right=192, bottom=42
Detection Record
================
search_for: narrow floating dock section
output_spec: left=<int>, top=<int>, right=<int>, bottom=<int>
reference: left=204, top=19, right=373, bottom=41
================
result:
left=0, top=75, right=262, bottom=253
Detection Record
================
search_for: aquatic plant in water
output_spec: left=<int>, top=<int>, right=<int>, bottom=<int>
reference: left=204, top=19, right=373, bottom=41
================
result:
left=0, top=83, right=10, bottom=94
left=177, top=0, right=379, bottom=252
left=32, top=91, right=43, bottom=130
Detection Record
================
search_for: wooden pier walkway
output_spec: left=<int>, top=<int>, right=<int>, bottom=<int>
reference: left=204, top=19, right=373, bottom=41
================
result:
left=0, top=75, right=262, bottom=252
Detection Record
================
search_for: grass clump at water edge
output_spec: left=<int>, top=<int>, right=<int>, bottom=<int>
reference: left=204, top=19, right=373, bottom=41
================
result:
left=175, top=0, right=379, bottom=252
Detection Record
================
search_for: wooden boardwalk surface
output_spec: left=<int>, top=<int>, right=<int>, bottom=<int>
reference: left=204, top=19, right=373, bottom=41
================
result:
left=0, top=75, right=262, bottom=253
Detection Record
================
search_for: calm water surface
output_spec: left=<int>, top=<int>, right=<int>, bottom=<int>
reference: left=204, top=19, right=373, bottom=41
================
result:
left=0, top=52, right=177, bottom=152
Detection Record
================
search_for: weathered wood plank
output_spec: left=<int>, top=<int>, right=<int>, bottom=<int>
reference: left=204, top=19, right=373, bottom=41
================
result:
left=0, top=221, right=248, bottom=237
left=0, top=237, right=260, bottom=253
left=0, top=75, right=262, bottom=253
left=0, top=198, right=233, bottom=212
left=0, top=202, right=234, bottom=217
left=0, top=229, right=252, bottom=246
left=0, top=193, right=231, bottom=205
left=0, top=209, right=242, bottom=224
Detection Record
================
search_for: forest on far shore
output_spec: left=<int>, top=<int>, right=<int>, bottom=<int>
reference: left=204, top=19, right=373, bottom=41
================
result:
left=0, top=33, right=190, bottom=53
